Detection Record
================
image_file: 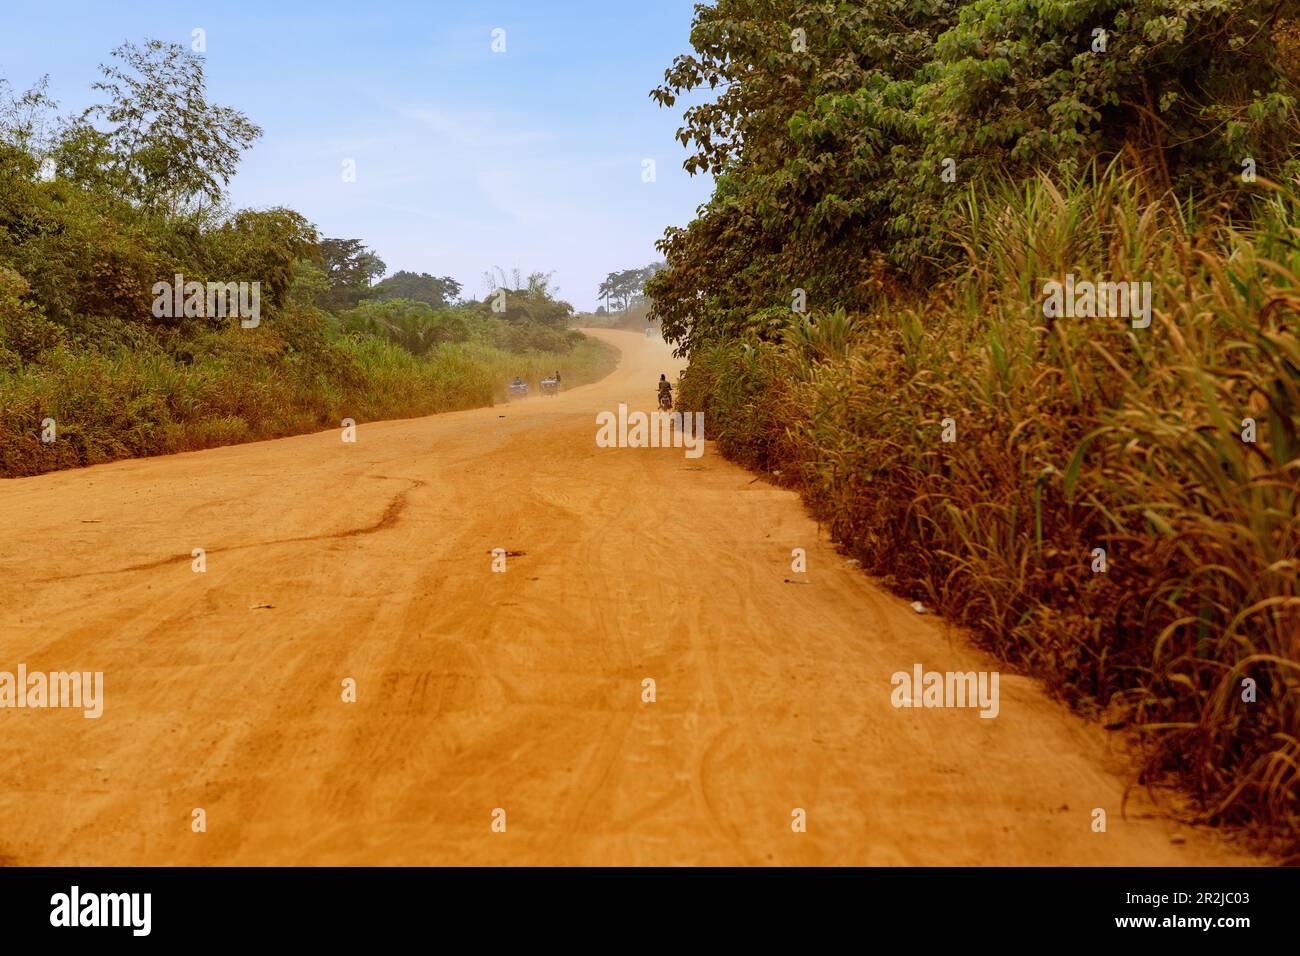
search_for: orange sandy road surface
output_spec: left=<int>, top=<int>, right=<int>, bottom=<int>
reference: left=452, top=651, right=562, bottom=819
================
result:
left=0, top=329, right=1249, bottom=865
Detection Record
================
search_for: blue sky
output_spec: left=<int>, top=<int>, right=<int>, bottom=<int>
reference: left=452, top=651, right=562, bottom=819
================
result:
left=1, top=0, right=716, bottom=310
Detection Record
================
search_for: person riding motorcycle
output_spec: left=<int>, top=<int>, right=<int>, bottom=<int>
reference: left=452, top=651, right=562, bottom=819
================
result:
left=657, top=374, right=672, bottom=409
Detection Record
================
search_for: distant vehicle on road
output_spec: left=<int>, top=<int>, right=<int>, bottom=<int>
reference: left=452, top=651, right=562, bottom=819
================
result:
left=540, top=377, right=559, bottom=396
left=508, top=377, right=529, bottom=398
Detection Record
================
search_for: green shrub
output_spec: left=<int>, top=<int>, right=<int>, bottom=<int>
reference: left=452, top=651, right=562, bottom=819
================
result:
left=0, top=266, right=66, bottom=367
left=0, top=317, right=617, bottom=477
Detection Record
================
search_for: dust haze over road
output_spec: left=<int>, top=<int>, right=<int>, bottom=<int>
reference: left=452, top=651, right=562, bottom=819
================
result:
left=0, top=329, right=1247, bottom=865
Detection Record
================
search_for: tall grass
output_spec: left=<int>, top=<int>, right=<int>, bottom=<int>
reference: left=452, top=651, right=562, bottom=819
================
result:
left=0, top=326, right=616, bottom=477
left=680, top=165, right=1300, bottom=855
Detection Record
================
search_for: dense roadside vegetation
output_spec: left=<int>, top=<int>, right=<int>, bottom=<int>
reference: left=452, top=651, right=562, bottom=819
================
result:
left=0, top=41, right=614, bottom=478
left=653, top=1, right=1300, bottom=855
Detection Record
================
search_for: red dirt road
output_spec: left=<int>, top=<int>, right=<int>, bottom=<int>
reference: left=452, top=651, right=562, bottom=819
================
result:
left=0, top=329, right=1249, bottom=865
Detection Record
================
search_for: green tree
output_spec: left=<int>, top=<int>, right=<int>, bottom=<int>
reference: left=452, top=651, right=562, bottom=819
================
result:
left=480, top=268, right=574, bottom=328
left=371, top=270, right=462, bottom=310
left=202, top=208, right=319, bottom=318
left=287, top=259, right=331, bottom=311
left=598, top=263, right=664, bottom=311
left=75, top=40, right=262, bottom=214
left=648, top=0, right=1300, bottom=355
left=0, top=75, right=57, bottom=157
left=319, top=238, right=387, bottom=313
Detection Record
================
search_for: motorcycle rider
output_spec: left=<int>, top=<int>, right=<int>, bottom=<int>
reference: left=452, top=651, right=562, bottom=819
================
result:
left=657, top=373, right=672, bottom=408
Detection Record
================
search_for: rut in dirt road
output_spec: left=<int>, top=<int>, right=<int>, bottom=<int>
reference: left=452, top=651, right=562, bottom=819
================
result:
left=0, top=329, right=1250, bottom=865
